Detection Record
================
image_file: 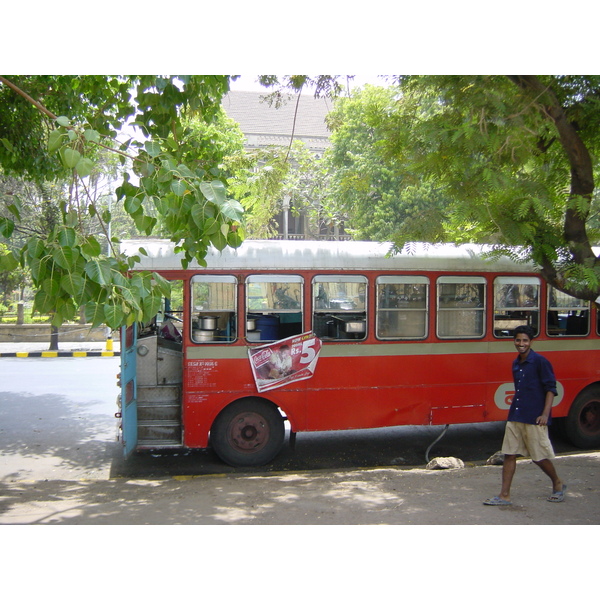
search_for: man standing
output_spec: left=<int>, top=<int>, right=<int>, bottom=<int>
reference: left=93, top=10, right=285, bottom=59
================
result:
left=484, top=325, right=566, bottom=506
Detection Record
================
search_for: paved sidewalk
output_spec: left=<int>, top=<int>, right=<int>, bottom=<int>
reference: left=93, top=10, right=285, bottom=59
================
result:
left=0, top=341, right=120, bottom=357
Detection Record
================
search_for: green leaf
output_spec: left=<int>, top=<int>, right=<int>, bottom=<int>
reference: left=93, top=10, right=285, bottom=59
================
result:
left=210, top=230, right=228, bottom=251
left=84, top=302, right=105, bottom=328
left=200, top=180, right=227, bottom=205
left=58, top=227, right=77, bottom=248
left=81, top=235, right=102, bottom=257
left=0, top=250, right=19, bottom=271
left=219, top=198, right=244, bottom=221
left=52, top=246, right=76, bottom=269
left=203, top=217, right=219, bottom=236
left=142, top=293, right=163, bottom=320
left=151, top=272, right=171, bottom=297
left=1, top=138, right=14, bottom=152
left=124, top=194, right=143, bottom=215
left=133, top=213, right=156, bottom=235
left=7, top=202, right=21, bottom=220
left=48, top=129, right=64, bottom=153
left=60, top=272, right=85, bottom=296
left=145, top=140, right=162, bottom=157
left=60, top=147, right=81, bottom=169
left=29, top=257, right=47, bottom=283
left=33, top=289, right=55, bottom=314
left=83, top=129, right=101, bottom=143
left=175, top=163, right=195, bottom=178
left=56, top=116, right=71, bottom=127
left=42, top=276, right=60, bottom=296
left=111, top=270, right=129, bottom=288
left=84, top=258, right=112, bottom=285
left=104, top=302, right=125, bottom=329
left=171, top=179, right=188, bottom=196
left=0, top=216, right=14, bottom=238
left=76, top=157, right=95, bottom=177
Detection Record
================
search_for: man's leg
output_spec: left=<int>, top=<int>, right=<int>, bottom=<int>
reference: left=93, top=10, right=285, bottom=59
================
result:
left=533, top=458, right=563, bottom=493
left=499, top=454, right=517, bottom=501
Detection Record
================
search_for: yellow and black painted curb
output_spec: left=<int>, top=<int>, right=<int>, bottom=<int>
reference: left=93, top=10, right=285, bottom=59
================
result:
left=0, top=350, right=120, bottom=358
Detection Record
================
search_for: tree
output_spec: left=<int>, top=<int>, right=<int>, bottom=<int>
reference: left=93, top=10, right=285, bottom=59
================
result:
left=325, top=85, right=450, bottom=241
left=379, top=75, right=600, bottom=303
left=0, top=75, right=245, bottom=328
left=267, top=75, right=599, bottom=304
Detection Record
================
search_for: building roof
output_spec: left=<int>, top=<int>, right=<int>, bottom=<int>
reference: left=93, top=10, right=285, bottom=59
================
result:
left=221, top=90, right=332, bottom=152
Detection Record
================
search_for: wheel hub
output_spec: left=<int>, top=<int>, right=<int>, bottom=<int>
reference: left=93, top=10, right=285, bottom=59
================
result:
left=580, top=400, right=600, bottom=434
left=228, top=412, right=270, bottom=453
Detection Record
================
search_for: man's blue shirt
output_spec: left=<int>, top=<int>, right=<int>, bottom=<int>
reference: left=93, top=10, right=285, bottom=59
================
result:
left=508, top=348, right=557, bottom=425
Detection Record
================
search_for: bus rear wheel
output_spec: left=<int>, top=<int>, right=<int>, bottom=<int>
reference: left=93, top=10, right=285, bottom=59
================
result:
left=211, top=398, right=285, bottom=467
left=565, top=386, right=600, bottom=449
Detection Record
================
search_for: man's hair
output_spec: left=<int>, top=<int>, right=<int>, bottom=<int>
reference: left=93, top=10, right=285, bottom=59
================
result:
left=513, top=325, right=535, bottom=340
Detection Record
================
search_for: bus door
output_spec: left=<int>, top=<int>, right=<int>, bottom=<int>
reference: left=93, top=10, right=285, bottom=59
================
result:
left=120, top=323, right=138, bottom=457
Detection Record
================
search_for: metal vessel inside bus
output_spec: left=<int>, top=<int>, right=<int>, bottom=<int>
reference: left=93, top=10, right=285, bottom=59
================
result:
left=117, top=240, right=600, bottom=467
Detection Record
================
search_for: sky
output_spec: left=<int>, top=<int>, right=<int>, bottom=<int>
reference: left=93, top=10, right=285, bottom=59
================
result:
left=5, top=3, right=594, bottom=75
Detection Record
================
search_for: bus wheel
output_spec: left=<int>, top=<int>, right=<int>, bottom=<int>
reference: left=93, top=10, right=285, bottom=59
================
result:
left=565, top=386, right=600, bottom=449
left=211, top=398, right=285, bottom=467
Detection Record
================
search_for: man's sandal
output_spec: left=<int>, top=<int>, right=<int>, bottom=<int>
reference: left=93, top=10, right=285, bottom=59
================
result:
left=483, top=496, right=512, bottom=506
left=547, top=484, right=567, bottom=503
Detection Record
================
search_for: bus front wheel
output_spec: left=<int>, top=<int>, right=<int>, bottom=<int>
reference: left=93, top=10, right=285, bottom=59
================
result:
left=211, top=398, right=285, bottom=467
left=565, top=386, right=600, bottom=449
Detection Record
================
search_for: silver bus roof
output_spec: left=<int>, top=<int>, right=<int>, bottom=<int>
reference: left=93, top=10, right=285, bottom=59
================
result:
left=120, top=239, right=542, bottom=273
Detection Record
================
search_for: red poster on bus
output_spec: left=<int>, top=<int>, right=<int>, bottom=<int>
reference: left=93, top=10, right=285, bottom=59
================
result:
left=248, top=331, right=322, bottom=392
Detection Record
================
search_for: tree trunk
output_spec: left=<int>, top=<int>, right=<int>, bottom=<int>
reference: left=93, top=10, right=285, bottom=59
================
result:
left=507, top=75, right=599, bottom=303
left=49, top=325, right=59, bottom=351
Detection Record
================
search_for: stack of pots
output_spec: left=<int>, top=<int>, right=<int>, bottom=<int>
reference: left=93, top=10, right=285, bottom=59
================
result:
left=194, top=315, right=218, bottom=341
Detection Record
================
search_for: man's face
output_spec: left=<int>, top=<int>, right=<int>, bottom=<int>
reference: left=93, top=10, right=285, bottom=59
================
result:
left=514, top=333, right=532, bottom=357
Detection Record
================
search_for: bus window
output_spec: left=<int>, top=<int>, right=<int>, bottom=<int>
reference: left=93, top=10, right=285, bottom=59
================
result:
left=547, top=287, right=590, bottom=336
left=494, top=276, right=540, bottom=337
left=437, top=276, right=486, bottom=338
left=246, top=275, right=303, bottom=342
left=313, top=275, right=367, bottom=340
left=139, top=280, right=184, bottom=342
left=191, top=275, right=237, bottom=343
left=376, top=276, right=429, bottom=340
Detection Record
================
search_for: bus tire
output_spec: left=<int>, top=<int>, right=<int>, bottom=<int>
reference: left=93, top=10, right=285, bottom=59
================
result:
left=565, top=386, right=600, bottom=449
left=211, top=398, right=285, bottom=467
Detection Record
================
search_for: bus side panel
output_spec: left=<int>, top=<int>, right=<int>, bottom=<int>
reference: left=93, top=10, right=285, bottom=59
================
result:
left=303, top=350, right=494, bottom=431
left=181, top=354, right=307, bottom=448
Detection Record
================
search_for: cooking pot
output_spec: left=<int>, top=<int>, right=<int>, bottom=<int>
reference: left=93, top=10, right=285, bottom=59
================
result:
left=200, top=316, right=218, bottom=330
left=193, top=330, right=214, bottom=342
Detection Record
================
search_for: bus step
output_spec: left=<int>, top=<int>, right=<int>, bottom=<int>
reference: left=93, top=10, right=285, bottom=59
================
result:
left=137, top=421, right=182, bottom=443
left=137, top=385, right=180, bottom=404
left=137, top=404, right=181, bottom=421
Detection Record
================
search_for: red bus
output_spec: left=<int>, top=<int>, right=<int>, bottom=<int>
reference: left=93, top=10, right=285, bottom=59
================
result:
left=117, top=240, right=600, bottom=466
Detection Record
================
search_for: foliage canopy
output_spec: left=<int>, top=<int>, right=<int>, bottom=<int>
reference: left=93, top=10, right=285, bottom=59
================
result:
left=0, top=75, right=245, bottom=328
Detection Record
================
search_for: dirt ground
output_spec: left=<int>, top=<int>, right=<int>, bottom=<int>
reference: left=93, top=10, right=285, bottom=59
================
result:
left=1, top=451, right=598, bottom=525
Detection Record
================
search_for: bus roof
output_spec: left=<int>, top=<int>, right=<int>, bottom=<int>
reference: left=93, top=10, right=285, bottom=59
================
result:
left=121, top=239, right=542, bottom=273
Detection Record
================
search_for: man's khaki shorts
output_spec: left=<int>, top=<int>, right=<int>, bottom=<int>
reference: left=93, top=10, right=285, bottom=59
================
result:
left=501, top=421, right=556, bottom=462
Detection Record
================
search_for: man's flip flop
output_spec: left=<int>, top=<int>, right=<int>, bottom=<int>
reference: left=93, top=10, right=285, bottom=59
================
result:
left=547, top=484, right=567, bottom=503
left=483, top=496, right=512, bottom=506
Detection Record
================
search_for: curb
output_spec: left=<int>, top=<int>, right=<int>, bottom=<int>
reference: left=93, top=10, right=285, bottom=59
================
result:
left=0, top=351, right=120, bottom=358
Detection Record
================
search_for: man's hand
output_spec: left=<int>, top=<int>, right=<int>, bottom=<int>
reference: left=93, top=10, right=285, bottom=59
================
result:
left=536, top=414, right=550, bottom=426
